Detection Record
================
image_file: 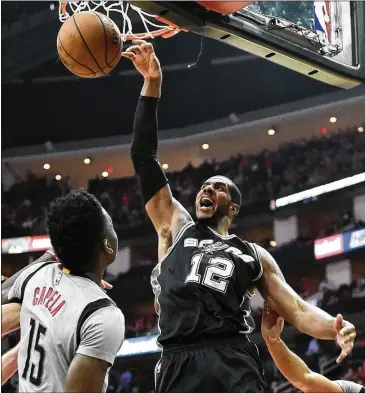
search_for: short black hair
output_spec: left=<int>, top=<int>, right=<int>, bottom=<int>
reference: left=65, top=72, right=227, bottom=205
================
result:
left=204, top=176, right=242, bottom=207
left=46, top=189, right=105, bottom=273
left=227, top=181, right=242, bottom=208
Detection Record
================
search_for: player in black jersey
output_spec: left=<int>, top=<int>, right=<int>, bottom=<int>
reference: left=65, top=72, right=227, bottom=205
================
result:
left=123, top=41, right=356, bottom=393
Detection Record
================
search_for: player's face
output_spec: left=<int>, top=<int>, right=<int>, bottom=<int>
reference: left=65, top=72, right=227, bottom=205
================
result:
left=195, top=179, right=231, bottom=222
left=102, top=208, right=118, bottom=265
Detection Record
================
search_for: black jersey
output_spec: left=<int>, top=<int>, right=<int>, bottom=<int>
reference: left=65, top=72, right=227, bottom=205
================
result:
left=151, top=221, right=263, bottom=348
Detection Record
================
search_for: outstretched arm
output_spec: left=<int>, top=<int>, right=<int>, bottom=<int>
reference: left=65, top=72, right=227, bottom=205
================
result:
left=261, top=303, right=343, bottom=393
left=123, top=41, right=192, bottom=250
left=255, top=245, right=356, bottom=362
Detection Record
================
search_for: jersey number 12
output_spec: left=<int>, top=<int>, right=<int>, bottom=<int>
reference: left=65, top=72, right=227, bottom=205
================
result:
left=185, top=253, right=234, bottom=293
left=22, top=318, right=47, bottom=386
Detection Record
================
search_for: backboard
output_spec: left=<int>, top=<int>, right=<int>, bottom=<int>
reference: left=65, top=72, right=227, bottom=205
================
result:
left=132, top=1, right=365, bottom=89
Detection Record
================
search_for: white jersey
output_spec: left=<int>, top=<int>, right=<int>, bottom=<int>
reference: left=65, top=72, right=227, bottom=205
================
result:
left=335, top=380, right=365, bottom=393
left=8, top=261, right=125, bottom=393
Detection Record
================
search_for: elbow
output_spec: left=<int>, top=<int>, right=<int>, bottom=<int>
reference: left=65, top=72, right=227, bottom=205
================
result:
left=290, top=299, right=311, bottom=333
left=295, top=372, right=321, bottom=393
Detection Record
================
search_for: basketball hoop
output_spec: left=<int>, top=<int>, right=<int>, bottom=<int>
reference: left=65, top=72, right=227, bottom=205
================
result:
left=59, top=1, right=185, bottom=40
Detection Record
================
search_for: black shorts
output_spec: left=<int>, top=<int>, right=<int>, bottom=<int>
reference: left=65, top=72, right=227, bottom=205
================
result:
left=155, top=337, right=267, bottom=393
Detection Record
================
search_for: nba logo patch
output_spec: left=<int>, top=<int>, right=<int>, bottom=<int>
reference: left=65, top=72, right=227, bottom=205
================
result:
left=314, top=1, right=331, bottom=42
left=202, top=242, right=229, bottom=254
left=54, top=271, right=63, bottom=286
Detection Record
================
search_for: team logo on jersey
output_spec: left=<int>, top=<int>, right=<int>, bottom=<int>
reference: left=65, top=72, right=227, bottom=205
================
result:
left=184, top=237, right=256, bottom=263
left=54, top=271, right=63, bottom=286
left=202, top=241, right=230, bottom=254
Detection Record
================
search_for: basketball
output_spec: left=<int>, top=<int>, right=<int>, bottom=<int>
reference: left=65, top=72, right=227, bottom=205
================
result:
left=57, top=11, right=122, bottom=78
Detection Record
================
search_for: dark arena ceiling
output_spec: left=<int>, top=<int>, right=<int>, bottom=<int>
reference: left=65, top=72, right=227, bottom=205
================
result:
left=1, top=1, right=348, bottom=150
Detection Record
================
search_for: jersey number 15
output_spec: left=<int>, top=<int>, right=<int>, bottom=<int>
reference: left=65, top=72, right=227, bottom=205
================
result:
left=22, top=318, right=47, bottom=386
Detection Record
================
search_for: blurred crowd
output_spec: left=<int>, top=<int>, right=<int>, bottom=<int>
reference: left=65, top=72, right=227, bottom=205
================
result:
left=107, top=359, right=365, bottom=393
left=2, top=127, right=365, bottom=240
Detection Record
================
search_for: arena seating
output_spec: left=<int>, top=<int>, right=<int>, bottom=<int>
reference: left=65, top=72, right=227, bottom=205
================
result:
left=2, top=126, right=365, bottom=239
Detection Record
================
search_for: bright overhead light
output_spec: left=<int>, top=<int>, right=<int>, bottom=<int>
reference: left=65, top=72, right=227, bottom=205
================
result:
left=84, top=158, right=91, bottom=164
left=43, top=163, right=50, bottom=170
left=55, top=174, right=62, bottom=181
left=268, top=129, right=275, bottom=136
left=358, top=126, right=364, bottom=133
left=102, top=171, right=109, bottom=178
left=329, top=117, right=337, bottom=123
left=269, top=240, right=277, bottom=248
left=202, top=143, right=210, bottom=150
left=162, top=163, right=169, bottom=170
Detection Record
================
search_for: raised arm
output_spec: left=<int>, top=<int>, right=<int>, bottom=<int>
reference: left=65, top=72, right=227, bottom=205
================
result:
left=261, top=303, right=343, bottom=393
left=123, top=41, right=192, bottom=249
left=255, top=245, right=356, bottom=362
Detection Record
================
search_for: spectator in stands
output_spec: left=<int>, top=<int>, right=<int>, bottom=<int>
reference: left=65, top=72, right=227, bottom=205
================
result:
left=117, top=370, right=133, bottom=393
left=319, top=278, right=334, bottom=294
left=353, top=279, right=365, bottom=298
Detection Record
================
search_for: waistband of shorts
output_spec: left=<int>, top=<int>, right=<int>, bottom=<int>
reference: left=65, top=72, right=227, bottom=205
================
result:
left=162, top=334, right=250, bottom=354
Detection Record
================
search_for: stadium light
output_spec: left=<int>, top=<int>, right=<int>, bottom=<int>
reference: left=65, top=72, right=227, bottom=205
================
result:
left=43, top=163, right=51, bottom=170
left=272, top=172, right=365, bottom=209
left=358, top=126, right=364, bottom=133
left=162, top=164, right=169, bottom=170
left=84, top=158, right=91, bottom=164
left=55, top=175, right=62, bottom=181
left=102, top=171, right=109, bottom=178
left=202, top=143, right=210, bottom=150
left=329, top=117, right=337, bottom=123
left=268, top=129, right=275, bottom=136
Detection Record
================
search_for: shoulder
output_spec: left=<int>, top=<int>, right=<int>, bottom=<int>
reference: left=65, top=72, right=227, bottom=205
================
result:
left=6, top=261, right=56, bottom=303
left=78, top=301, right=124, bottom=342
left=77, top=304, right=124, bottom=364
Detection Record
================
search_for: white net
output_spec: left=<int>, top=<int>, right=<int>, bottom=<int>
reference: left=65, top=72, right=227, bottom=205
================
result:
left=59, top=1, right=175, bottom=41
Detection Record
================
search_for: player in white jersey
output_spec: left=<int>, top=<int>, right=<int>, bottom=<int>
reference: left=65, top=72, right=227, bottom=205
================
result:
left=2, top=190, right=125, bottom=393
left=261, top=302, right=364, bottom=393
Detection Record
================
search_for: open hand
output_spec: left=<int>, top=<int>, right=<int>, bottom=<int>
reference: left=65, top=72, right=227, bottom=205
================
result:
left=334, top=314, right=356, bottom=363
left=122, top=40, right=161, bottom=80
left=261, top=302, right=284, bottom=343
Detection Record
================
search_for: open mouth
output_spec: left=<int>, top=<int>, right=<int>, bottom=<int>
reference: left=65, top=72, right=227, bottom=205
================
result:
left=199, top=196, right=214, bottom=210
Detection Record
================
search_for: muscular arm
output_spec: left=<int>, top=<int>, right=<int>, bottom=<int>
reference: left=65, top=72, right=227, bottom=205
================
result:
left=1, top=343, right=19, bottom=385
left=131, top=72, right=191, bottom=249
left=65, top=354, right=109, bottom=393
left=2, top=304, right=21, bottom=336
left=256, top=245, right=336, bottom=340
left=265, top=338, right=342, bottom=393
